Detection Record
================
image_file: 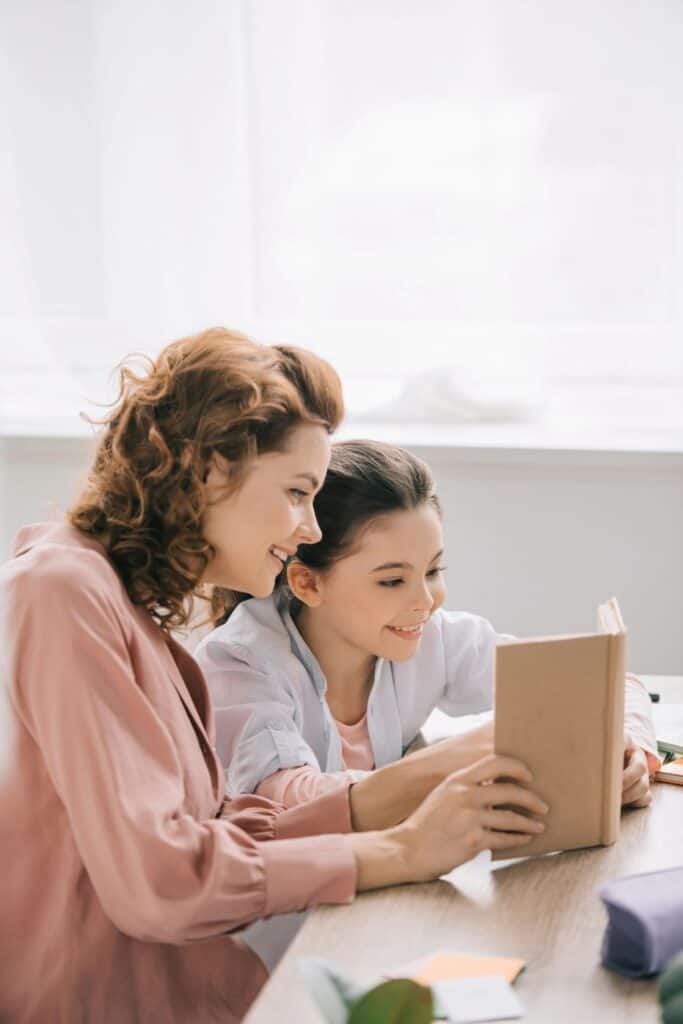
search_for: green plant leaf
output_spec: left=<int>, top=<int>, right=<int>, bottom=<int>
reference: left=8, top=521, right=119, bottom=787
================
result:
left=662, top=990, right=683, bottom=1024
left=660, top=953, right=683, bottom=1006
left=347, top=978, right=433, bottom=1024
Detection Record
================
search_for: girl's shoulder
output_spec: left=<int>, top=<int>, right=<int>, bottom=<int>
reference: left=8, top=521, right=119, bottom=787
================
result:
left=194, top=591, right=293, bottom=672
left=425, top=606, right=497, bottom=647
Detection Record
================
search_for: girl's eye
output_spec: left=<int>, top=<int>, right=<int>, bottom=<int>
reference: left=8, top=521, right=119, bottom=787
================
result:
left=379, top=578, right=404, bottom=588
left=427, top=566, right=447, bottom=578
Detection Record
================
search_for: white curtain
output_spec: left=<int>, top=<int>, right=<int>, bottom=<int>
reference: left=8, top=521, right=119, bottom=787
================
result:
left=1, top=0, right=682, bottom=426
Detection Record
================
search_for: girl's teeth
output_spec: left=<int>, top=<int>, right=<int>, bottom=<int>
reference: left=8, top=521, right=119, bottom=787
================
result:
left=271, top=547, right=288, bottom=562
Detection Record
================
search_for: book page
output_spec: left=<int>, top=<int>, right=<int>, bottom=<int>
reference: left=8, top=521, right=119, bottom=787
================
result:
left=598, top=597, right=626, bottom=635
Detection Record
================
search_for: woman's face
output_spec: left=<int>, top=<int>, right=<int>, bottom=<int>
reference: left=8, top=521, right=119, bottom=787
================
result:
left=201, top=423, right=330, bottom=597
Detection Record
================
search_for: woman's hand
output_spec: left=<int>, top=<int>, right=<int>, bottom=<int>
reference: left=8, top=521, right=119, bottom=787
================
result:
left=622, top=733, right=652, bottom=808
left=349, top=754, right=548, bottom=891
left=349, top=719, right=495, bottom=832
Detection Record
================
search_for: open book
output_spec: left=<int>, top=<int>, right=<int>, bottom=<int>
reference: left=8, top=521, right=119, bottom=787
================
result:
left=492, top=597, right=626, bottom=859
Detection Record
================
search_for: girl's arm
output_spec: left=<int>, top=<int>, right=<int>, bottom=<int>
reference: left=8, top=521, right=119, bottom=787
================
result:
left=196, top=641, right=325, bottom=799
left=622, top=674, right=660, bottom=807
left=256, top=765, right=369, bottom=807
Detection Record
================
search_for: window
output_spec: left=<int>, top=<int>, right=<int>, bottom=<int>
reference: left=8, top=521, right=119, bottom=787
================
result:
left=1, top=1, right=682, bottom=438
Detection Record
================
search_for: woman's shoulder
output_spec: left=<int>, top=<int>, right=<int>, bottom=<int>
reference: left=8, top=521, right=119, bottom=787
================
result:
left=2, top=521, right=127, bottom=612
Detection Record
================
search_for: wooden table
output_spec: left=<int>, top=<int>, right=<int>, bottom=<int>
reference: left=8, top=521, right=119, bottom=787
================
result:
left=245, top=677, right=683, bottom=1023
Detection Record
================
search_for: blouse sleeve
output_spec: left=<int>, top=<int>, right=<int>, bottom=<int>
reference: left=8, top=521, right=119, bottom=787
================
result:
left=7, top=556, right=356, bottom=946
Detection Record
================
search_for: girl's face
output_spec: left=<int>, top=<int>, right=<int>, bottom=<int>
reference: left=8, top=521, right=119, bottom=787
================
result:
left=305, top=503, right=447, bottom=662
left=201, top=423, right=330, bottom=597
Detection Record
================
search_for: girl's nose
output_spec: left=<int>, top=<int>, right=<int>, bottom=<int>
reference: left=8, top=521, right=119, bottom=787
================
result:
left=414, top=580, right=435, bottom=612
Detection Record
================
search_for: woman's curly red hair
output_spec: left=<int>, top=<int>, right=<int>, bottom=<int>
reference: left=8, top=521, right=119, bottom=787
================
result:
left=69, top=327, right=344, bottom=631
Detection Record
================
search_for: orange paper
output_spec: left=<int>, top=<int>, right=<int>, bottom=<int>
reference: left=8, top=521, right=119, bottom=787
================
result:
left=655, top=757, right=683, bottom=786
left=390, top=952, right=525, bottom=985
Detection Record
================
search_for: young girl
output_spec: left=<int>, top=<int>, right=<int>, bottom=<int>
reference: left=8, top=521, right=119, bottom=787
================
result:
left=197, top=439, right=658, bottom=814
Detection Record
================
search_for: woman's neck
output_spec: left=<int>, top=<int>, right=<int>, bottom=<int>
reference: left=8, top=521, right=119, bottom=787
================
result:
left=295, top=606, right=376, bottom=726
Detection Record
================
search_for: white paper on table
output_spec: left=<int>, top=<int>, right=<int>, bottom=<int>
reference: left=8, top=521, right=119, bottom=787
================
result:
left=433, top=975, right=524, bottom=1022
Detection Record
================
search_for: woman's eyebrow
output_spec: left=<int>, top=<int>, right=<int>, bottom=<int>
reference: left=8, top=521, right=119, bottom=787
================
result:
left=292, top=473, right=320, bottom=488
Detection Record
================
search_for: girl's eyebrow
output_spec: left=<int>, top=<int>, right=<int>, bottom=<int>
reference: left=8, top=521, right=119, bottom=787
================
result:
left=371, top=549, right=444, bottom=573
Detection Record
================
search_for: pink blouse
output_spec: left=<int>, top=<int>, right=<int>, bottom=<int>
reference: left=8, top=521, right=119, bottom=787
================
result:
left=0, top=524, right=357, bottom=1024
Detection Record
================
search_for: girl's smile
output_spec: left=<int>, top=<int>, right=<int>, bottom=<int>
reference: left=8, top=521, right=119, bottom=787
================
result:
left=291, top=502, right=447, bottom=677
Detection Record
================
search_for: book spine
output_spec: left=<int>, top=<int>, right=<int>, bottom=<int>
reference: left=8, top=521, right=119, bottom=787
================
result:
left=601, top=632, right=626, bottom=844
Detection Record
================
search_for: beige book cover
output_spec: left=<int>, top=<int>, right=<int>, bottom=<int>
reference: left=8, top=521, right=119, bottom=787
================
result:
left=492, top=598, right=626, bottom=859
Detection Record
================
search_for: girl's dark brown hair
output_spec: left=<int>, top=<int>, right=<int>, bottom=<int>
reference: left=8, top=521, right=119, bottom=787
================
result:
left=69, top=327, right=344, bottom=631
left=294, top=439, right=441, bottom=574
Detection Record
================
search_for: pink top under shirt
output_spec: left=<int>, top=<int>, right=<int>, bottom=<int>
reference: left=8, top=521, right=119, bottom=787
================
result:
left=257, top=714, right=375, bottom=806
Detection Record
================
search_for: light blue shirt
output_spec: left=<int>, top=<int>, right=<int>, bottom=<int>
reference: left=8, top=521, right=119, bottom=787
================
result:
left=194, top=588, right=498, bottom=798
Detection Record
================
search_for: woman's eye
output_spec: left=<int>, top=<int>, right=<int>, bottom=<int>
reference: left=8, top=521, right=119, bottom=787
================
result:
left=427, top=566, right=446, bottom=578
left=288, top=488, right=309, bottom=503
left=379, top=578, right=404, bottom=588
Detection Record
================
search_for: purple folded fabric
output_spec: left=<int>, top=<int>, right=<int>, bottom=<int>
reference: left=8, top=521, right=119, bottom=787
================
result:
left=599, top=866, right=683, bottom=977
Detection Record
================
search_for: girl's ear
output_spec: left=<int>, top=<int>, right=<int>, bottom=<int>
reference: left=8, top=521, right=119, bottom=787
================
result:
left=287, top=561, right=324, bottom=608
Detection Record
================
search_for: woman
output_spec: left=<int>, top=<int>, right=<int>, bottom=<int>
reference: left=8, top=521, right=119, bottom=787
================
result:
left=0, top=328, right=547, bottom=1023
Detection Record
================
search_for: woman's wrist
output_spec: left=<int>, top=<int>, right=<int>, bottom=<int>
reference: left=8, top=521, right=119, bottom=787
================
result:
left=348, top=755, right=440, bottom=832
left=348, top=826, right=416, bottom=891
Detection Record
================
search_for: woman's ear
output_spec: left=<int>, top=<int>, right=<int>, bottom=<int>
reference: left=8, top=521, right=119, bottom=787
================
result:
left=287, top=561, right=324, bottom=608
left=203, top=451, right=231, bottom=486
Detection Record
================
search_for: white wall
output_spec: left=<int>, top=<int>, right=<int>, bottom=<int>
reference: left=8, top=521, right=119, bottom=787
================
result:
left=2, top=437, right=681, bottom=673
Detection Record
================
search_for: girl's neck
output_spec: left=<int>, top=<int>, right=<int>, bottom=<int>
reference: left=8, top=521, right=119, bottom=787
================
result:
left=295, top=605, right=376, bottom=726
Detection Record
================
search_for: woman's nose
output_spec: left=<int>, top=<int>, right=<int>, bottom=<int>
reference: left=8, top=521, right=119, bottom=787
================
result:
left=297, top=512, right=322, bottom=545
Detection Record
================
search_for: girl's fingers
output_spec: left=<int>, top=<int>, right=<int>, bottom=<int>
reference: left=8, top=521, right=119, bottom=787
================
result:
left=482, top=809, right=546, bottom=834
left=622, top=751, right=647, bottom=790
left=459, top=754, right=534, bottom=787
left=622, top=764, right=643, bottom=791
left=473, top=782, right=549, bottom=817
left=622, top=774, right=651, bottom=806
left=628, top=791, right=653, bottom=809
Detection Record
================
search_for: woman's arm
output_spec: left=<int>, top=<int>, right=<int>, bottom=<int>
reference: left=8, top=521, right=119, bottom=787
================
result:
left=7, top=557, right=549, bottom=924
left=350, top=754, right=548, bottom=889
left=8, top=560, right=357, bottom=940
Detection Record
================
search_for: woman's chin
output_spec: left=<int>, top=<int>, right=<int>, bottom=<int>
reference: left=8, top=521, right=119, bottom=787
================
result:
left=243, top=573, right=278, bottom=599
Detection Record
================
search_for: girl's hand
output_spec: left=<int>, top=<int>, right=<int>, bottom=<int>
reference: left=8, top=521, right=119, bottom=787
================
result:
left=431, top=719, right=495, bottom=774
left=350, top=754, right=549, bottom=891
left=622, top=733, right=652, bottom=808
